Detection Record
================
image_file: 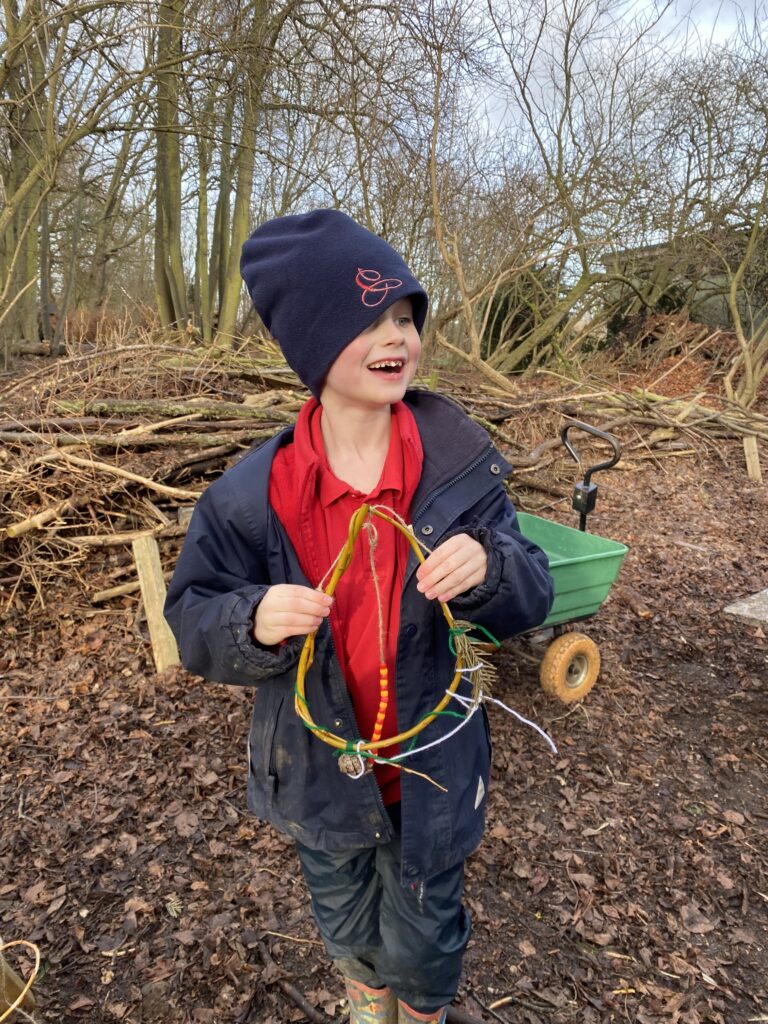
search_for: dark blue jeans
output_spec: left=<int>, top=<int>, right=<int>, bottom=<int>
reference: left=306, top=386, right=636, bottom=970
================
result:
left=295, top=805, right=471, bottom=1013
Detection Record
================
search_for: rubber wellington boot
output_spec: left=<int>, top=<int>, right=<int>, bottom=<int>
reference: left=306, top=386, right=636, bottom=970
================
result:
left=397, top=1001, right=448, bottom=1024
left=344, top=977, right=397, bottom=1024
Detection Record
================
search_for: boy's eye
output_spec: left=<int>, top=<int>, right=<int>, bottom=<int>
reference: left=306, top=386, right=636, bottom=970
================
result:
left=397, top=316, right=412, bottom=326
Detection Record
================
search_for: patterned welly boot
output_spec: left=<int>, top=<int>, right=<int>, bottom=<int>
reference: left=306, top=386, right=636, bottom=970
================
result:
left=397, top=1001, right=448, bottom=1024
left=344, top=977, right=397, bottom=1024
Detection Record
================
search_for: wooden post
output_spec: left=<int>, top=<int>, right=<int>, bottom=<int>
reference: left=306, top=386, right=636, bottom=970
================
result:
left=0, top=953, right=36, bottom=1014
left=132, top=534, right=180, bottom=673
left=744, top=435, right=763, bottom=483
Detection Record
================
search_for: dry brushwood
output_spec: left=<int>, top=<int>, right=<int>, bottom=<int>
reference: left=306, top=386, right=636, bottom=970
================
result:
left=0, top=337, right=301, bottom=604
left=2, top=332, right=766, bottom=607
left=52, top=397, right=298, bottom=422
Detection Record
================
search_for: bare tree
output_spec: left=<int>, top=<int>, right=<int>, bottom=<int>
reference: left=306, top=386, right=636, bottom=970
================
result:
left=0, top=2, right=172, bottom=363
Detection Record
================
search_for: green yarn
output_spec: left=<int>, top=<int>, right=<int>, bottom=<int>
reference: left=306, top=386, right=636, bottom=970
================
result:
left=447, top=621, right=501, bottom=656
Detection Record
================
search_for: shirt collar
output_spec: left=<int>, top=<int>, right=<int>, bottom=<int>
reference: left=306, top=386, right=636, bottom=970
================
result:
left=304, top=402, right=406, bottom=510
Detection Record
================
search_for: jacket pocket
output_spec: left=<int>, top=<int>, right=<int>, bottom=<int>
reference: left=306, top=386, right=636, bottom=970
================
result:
left=266, top=694, right=285, bottom=809
left=246, top=684, right=285, bottom=810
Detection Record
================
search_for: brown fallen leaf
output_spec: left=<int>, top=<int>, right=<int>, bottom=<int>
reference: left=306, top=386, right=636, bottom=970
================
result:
left=69, top=995, right=96, bottom=1010
left=680, top=902, right=716, bottom=934
left=731, top=928, right=758, bottom=945
left=173, top=809, right=199, bottom=837
left=571, top=872, right=596, bottom=888
left=723, top=809, right=745, bottom=825
left=530, top=868, right=550, bottom=894
left=124, top=897, right=154, bottom=914
left=615, top=585, right=654, bottom=619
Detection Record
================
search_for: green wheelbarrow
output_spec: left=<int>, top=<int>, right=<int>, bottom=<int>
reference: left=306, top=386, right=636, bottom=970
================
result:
left=517, top=422, right=628, bottom=703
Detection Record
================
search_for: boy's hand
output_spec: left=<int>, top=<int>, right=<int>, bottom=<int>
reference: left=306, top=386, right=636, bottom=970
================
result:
left=416, top=533, right=487, bottom=603
left=253, top=585, right=332, bottom=646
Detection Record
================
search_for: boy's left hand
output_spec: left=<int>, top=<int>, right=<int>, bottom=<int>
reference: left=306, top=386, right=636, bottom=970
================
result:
left=416, top=533, right=487, bottom=603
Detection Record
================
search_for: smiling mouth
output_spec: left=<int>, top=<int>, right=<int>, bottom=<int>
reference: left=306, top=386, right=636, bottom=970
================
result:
left=367, top=359, right=406, bottom=374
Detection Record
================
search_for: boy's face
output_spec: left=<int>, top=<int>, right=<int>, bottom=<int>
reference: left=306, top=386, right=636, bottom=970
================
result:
left=320, top=298, right=421, bottom=409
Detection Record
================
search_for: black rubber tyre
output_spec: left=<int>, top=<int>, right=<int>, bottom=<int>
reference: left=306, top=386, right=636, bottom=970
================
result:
left=539, top=632, right=601, bottom=703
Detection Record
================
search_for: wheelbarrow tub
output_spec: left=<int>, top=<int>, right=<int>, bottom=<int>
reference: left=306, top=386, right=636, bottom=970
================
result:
left=517, top=511, right=628, bottom=627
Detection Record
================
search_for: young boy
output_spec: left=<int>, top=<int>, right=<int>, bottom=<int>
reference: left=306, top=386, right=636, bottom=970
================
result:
left=164, top=210, right=554, bottom=1024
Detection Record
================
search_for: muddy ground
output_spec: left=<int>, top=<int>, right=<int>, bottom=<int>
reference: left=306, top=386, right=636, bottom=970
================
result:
left=2, top=372, right=767, bottom=1024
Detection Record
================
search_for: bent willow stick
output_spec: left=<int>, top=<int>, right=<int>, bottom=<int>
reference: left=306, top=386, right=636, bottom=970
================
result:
left=294, top=504, right=466, bottom=754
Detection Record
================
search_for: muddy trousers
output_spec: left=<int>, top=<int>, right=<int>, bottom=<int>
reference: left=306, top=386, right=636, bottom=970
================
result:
left=295, top=812, right=470, bottom=1014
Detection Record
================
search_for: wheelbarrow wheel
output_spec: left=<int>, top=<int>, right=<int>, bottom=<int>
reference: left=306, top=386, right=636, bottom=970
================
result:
left=540, top=632, right=600, bottom=703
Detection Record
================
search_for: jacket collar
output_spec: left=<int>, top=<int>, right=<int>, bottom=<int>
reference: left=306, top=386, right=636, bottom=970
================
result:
left=404, top=389, right=499, bottom=516
left=247, top=388, right=504, bottom=516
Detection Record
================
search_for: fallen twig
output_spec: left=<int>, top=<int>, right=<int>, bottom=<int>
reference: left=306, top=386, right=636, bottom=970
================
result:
left=53, top=397, right=297, bottom=423
left=256, top=941, right=328, bottom=1024
left=473, top=988, right=556, bottom=1017
left=0, top=429, right=272, bottom=450
left=91, top=571, right=172, bottom=603
left=63, top=524, right=187, bottom=547
left=39, top=450, right=201, bottom=501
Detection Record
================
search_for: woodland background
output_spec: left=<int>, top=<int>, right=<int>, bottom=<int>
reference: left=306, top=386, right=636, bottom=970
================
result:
left=1, top=0, right=767, bottom=411
left=1, top=2, right=768, bottom=1023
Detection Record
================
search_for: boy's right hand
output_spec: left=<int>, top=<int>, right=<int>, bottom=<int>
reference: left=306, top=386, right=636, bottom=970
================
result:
left=253, top=585, right=333, bottom=647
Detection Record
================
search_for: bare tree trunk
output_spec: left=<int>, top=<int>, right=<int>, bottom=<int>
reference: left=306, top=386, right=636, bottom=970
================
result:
left=53, top=166, right=86, bottom=355
left=209, top=88, right=236, bottom=327
left=154, top=0, right=187, bottom=330
left=0, top=0, right=45, bottom=353
left=216, top=2, right=276, bottom=347
left=39, top=196, right=53, bottom=344
left=188, top=85, right=214, bottom=343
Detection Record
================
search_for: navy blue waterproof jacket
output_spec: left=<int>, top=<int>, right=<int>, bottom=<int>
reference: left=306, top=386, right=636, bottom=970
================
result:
left=164, top=391, right=554, bottom=884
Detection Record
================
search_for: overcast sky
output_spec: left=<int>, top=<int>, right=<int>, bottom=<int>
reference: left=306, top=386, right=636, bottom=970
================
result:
left=657, top=0, right=764, bottom=46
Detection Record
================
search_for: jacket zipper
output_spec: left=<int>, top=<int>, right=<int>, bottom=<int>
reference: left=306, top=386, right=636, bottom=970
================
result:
left=412, top=443, right=497, bottom=524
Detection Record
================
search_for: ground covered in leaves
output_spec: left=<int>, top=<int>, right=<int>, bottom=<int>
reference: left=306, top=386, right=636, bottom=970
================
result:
left=2, top=367, right=767, bottom=1024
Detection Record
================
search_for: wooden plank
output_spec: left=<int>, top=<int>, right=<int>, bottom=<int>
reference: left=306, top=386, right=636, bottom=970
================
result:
left=744, top=435, right=763, bottom=483
left=132, top=535, right=180, bottom=673
left=723, top=588, right=768, bottom=629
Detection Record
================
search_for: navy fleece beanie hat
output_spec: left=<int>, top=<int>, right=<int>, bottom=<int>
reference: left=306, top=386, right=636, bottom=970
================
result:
left=240, top=209, right=428, bottom=397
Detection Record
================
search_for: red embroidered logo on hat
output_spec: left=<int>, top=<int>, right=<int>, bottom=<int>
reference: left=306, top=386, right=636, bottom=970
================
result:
left=356, top=268, right=403, bottom=307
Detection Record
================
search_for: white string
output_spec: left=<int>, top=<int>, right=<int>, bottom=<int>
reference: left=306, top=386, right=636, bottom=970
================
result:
left=458, top=659, right=557, bottom=753
left=456, top=690, right=559, bottom=755
left=370, top=679, right=558, bottom=767
left=342, top=741, right=367, bottom=780
left=374, top=692, right=482, bottom=764
left=458, top=660, right=486, bottom=674
left=315, top=502, right=559, bottom=765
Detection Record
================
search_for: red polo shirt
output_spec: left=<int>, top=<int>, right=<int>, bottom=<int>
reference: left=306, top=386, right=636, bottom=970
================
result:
left=269, top=399, right=423, bottom=804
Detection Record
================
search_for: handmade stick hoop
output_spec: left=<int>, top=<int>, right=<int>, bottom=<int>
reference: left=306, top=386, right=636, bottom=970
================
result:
left=0, top=939, right=40, bottom=1023
left=294, top=504, right=465, bottom=753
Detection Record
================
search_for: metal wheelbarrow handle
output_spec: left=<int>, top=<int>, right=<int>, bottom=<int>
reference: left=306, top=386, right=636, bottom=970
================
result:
left=560, top=421, right=622, bottom=531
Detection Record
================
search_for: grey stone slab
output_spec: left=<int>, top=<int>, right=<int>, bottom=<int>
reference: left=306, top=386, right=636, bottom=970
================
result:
left=723, top=588, right=768, bottom=628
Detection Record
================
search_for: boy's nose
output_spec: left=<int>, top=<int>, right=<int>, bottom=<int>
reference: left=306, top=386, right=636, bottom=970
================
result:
left=382, top=319, right=406, bottom=343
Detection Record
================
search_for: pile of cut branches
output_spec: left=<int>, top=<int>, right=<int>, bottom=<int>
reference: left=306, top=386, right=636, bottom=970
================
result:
left=0, top=339, right=302, bottom=605
left=1, top=335, right=766, bottom=608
